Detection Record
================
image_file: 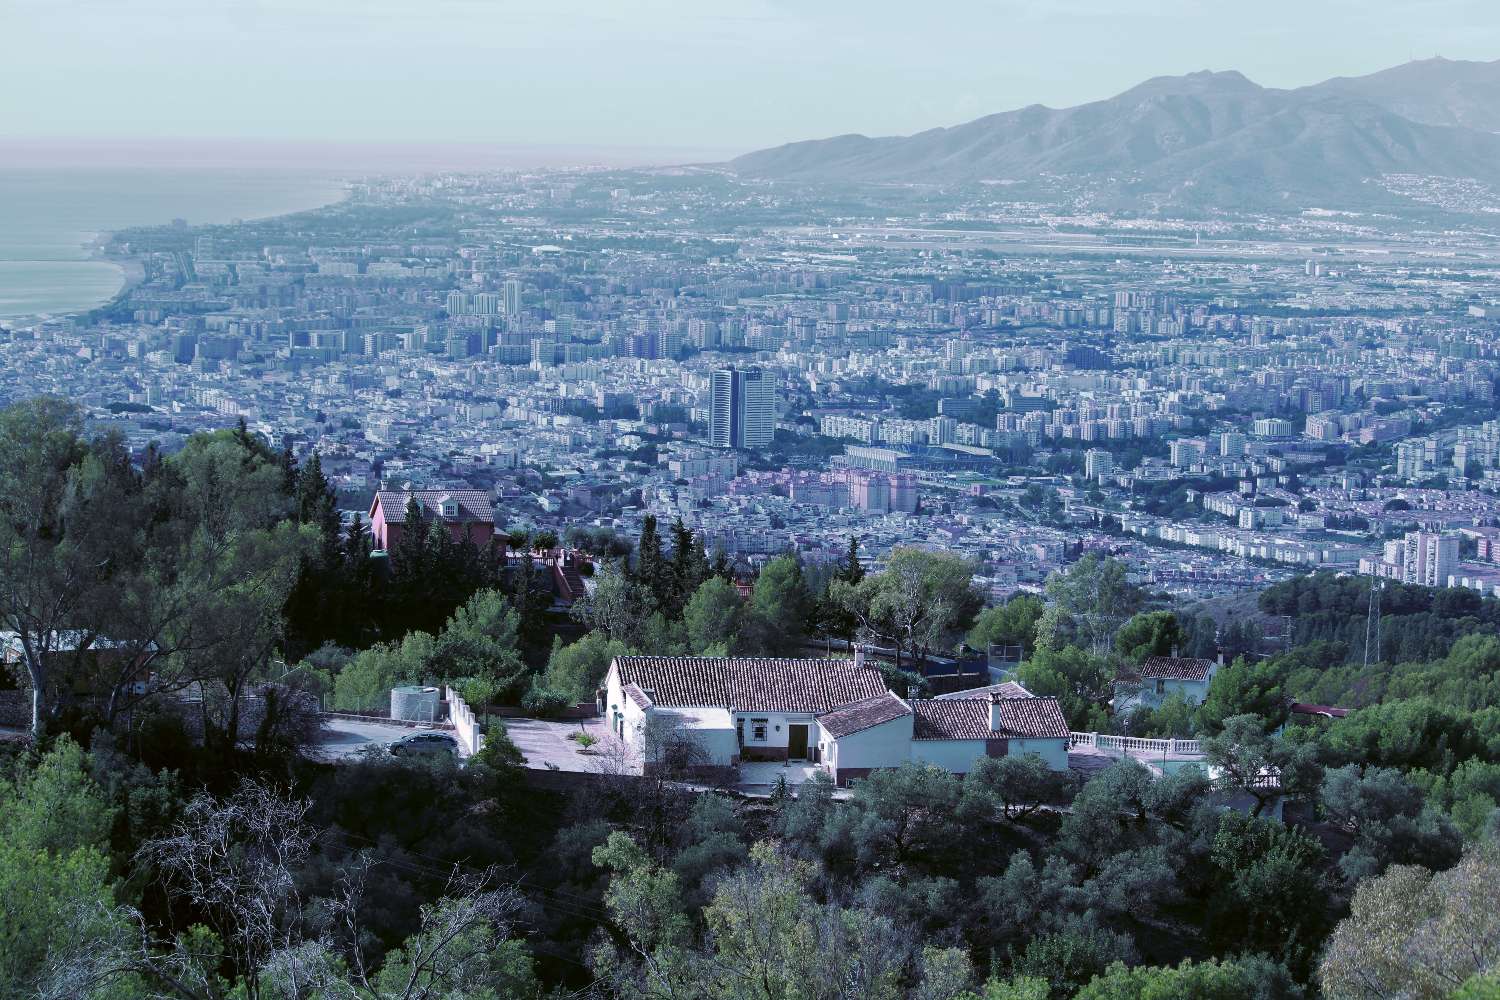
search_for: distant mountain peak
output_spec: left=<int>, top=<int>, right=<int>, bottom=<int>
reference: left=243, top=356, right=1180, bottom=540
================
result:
left=730, top=57, right=1500, bottom=213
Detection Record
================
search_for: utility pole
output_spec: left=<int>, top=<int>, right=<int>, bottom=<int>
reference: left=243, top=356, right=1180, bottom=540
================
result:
left=1363, top=579, right=1382, bottom=668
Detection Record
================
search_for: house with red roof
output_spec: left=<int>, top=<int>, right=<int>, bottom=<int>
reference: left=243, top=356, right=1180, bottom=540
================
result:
left=1116, top=653, right=1222, bottom=713
left=368, top=489, right=496, bottom=555
left=599, top=654, right=1070, bottom=784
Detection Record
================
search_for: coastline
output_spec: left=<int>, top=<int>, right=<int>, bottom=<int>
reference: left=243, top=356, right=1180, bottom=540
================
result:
left=0, top=174, right=351, bottom=327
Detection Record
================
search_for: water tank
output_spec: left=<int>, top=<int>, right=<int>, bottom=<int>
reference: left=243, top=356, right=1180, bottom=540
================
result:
left=390, top=685, right=440, bottom=723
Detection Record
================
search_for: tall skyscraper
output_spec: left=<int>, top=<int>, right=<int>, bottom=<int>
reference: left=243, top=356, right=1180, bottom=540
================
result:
left=709, top=366, right=774, bottom=449
left=502, top=280, right=523, bottom=317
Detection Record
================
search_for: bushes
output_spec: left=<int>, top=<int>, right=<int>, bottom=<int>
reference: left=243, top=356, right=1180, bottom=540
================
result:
left=521, top=683, right=576, bottom=719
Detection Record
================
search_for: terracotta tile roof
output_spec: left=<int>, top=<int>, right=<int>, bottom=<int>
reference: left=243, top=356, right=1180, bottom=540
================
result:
left=816, top=692, right=911, bottom=739
left=623, top=683, right=653, bottom=710
left=611, top=656, right=889, bottom=714
left=1290, top=702, right=1350, bottom=719
left=373, top=489, right=495, bottom=524
left=935, top=681, right=1033, bottom=700
left=1138, top=655, right=1215, bottom=681
left=911, top=696, right=1069, bottom=741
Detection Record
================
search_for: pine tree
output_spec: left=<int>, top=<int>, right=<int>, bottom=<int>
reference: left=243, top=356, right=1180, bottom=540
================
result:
left=669, top=517, right=710, bottom=615
left=634, top=515, right=670, bottom=615
left=837, top=535, right=866, bottom=585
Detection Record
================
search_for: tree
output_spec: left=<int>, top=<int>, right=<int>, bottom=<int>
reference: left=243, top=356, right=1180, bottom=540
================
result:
left=633, top=515, right=670, bottom=615
left=960, top=753, right=1071, bottom=824
left=1113, top=611, right=1181, bottom=663
left=0, top=399, right=126, bottom=739
left=1320, top=765, right=1462, bottom=882
left=835, top=548, right=980, bottom=668
left=1035, top=554, right=1144, bottom=656
left=967, top=593, right=1044, bottom=656
left=429, top=588, right=526, bottom=699
left=848, top=763, right=962, bottom=869
left=542, top=630, right=630, bottom=703
left=1320, top=842, right=1500, bottom=1000
left=0, top=738, right=131, bottom=998
left=1206, top=812, right=1329, bottom=975
left=1016, top=646, right=1113, bottom=732
left=1196, top=655, right=1291, bottom=734
left=668, top=517, right=711, bottom=616
left=1201, top=714, right=1321, bottom=818
left=573, top=562, right=650, bottom=646
left=590, top=831, right=698, bottom=999
left=744, top=553, right=812, bottom=656
left=1075, top=956, right=1304, bottom=1000
left=683, top=577, right=744, bottom=655
left=837, top=536, right=866, bottom=585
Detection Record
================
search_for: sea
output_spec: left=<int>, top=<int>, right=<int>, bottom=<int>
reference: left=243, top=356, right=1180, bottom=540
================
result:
left=0, top=168, right=347, bottom=320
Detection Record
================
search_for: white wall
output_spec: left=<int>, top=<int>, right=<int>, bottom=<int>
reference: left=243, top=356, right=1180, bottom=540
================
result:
left=736, top=711, right=816, bottom=753
left=444, top=685, right=485, bottom=757
left=911, top=739, right=989, bottom=774
left=820, top=714, right=913, bottom=772
left=1007, top=737, right=1069, bottom=771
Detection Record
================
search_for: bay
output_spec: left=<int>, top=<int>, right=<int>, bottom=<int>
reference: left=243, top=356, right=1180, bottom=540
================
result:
left=0, top=167, right=346, bottom=319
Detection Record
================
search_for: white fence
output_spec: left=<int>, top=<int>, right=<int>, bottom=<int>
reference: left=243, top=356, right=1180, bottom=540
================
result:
left=446, top=686, right=486, bottom=758
left=1070, top=731, right=1202, bottom=757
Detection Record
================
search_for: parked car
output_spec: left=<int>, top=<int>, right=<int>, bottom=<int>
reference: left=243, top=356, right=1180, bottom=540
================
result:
left=389, top=731, right=459, bottom=758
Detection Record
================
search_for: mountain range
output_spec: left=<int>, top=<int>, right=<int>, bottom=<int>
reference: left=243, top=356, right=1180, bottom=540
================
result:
left=729, top=58, right=1500, bottom=213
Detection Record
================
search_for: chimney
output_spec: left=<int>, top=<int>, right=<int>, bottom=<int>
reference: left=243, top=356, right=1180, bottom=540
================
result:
left=990, top=691, right=1004, bottom=731
left=854, top=644, right=866, bottom=669
left=1217, top=651, right=1225, bottom=667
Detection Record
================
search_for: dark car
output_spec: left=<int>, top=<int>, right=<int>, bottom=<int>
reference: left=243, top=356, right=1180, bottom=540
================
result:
left=389, top=731, right=460, bottom=758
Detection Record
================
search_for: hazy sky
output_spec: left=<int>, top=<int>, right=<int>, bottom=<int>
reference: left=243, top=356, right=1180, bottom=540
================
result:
left=4, top=0, right=1500, bottom=164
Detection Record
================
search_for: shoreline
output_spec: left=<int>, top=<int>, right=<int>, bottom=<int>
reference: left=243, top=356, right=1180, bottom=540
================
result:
left=0, top=176, right=351, bottom=327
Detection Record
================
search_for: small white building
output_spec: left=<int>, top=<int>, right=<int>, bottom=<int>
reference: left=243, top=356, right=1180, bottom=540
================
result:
left=1117, top=654, right=1221, bottom=713
left=599, top=656, right=1071, bottom=784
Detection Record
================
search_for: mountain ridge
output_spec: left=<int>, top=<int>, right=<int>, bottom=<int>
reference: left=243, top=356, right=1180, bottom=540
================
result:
left=730, top=58, right=1500, bottom=211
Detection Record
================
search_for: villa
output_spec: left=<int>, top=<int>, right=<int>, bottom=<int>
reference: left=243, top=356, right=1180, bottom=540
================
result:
left=599, top=654, right=1070, bottom=785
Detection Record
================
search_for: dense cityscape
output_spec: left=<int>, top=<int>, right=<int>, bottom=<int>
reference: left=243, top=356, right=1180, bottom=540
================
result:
left=6, top=16, right=1500, bottom=1000
left=10, top=168, right=1500, bottom=604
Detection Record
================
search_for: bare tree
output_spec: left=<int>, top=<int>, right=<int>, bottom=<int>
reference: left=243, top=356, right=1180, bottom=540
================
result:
left=137, top=780, right=315, bottom=1000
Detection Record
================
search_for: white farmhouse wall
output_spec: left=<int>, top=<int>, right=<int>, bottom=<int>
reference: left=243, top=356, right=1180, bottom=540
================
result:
left=1007, top=737, right=1069, bottom=771
left=911, top=739, right=989, bottom=774
left=819, top=714, right=913, bottom=773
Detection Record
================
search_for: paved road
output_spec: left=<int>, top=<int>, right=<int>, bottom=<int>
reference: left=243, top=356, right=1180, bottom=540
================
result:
left=314, top=717, right=443, bottom=761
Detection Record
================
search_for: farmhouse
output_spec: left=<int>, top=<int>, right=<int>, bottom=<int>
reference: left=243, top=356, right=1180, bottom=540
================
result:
left=1117, top=654, right=1221, bottom=712
left=368, top=489, right=496, bottom=554
left=599, top=655, right=1070, bottom=785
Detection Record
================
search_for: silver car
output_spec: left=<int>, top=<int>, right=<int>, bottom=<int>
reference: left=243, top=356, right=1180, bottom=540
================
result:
left=389, top=731, right=460, bottom=758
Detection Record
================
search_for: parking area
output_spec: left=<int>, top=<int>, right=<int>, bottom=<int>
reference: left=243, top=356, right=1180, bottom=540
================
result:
left=314, top=717, right=459, bottom=761
left=502, top=716, right=615, bottom=772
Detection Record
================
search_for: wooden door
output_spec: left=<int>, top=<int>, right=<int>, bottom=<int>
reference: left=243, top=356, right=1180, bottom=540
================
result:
left=788, top=724, right=809, bottom=760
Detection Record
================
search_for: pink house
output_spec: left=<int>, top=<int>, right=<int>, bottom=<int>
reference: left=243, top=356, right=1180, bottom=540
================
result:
left=369, top=490, right=496, bottom=555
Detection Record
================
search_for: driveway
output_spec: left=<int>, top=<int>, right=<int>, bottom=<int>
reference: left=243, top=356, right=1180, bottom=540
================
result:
left=501, top=716, right=614, bottom=772
left=314, top=717, right=454, bottom=761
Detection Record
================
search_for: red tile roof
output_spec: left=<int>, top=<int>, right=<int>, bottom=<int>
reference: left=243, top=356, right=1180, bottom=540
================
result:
left=911, top=696, right=1069, bottom=741
left=816, top=692, right=912, bottom=739
left=374, top=489, right=495, bottom=524
left=1138, top=656, right=1215, bottom=681
left=611, top=656, right=889, bottom=714
left=935, top=681, right=1033, bottom=700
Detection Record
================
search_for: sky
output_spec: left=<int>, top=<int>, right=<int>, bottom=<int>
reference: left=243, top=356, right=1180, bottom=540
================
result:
left=3, top=0, right=1500, bottom=166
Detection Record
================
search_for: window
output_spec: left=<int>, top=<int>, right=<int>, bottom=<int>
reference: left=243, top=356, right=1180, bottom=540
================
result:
left=751, top=719, right=768, bottom=741
left=1155, top=678, right=1166, bottom=696
left=736, top=718, right=745, bottom=745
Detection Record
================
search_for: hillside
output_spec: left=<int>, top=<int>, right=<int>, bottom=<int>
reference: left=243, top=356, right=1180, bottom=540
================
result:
left=731, top=58, right=1500, bottom=211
